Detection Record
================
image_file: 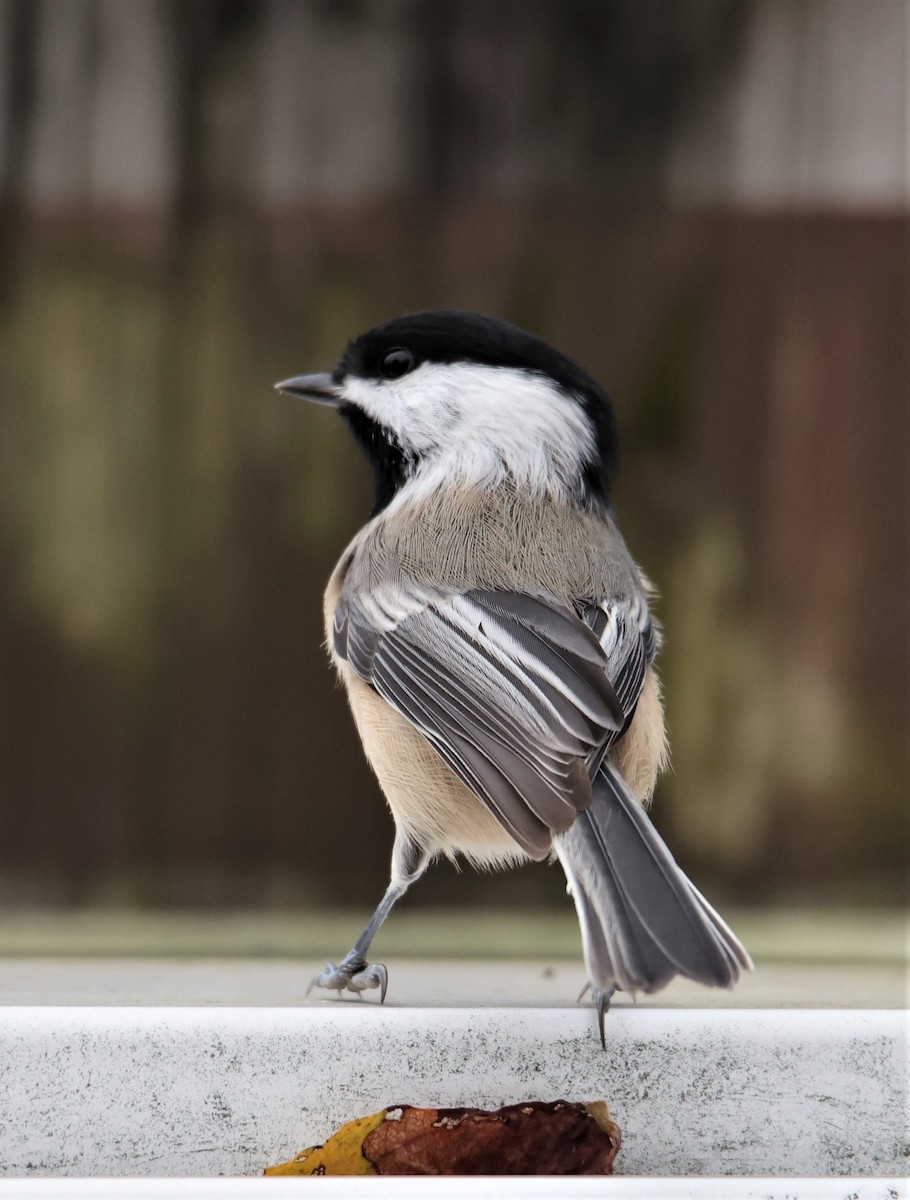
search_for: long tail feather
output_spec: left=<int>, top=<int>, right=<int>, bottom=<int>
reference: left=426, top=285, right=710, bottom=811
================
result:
left=554, top=763, right=752, bottom=995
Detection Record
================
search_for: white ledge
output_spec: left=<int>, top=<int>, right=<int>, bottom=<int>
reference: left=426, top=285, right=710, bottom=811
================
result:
left=0, top=1179, right=905, bottom=1199
left=0, top=1007, right=906, bottom=1179
left=0, top=957, right=904, bottom=1008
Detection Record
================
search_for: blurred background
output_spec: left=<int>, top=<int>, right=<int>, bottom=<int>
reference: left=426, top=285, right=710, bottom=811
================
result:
left=0, top=0, right=906, bottom=937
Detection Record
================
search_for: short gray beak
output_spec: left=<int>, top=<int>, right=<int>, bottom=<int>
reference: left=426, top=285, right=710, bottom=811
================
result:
left=274, top=372, right=342, bottom=406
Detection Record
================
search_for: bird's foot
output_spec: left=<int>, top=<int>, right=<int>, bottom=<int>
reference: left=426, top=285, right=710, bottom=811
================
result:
left=306, top=952, right=389, bottom=1003
left=577, top=982, right=616, bottom=1049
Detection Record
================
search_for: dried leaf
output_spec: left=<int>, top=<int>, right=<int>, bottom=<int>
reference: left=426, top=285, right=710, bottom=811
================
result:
left=264, top=1108, right=386, bottom=1175
left=264, top=1100, right=620, bottom=1176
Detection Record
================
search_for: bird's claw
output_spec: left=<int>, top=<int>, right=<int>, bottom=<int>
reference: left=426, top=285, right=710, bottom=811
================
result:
left=306, top=956, right=389, bottom=1004
left=577, top=982, right=616, bottom=1049
left=593, top=986, right=615, bottom=1049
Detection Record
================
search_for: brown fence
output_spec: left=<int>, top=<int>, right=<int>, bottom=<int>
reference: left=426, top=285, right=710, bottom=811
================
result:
left=0, top=208, right=904, bottom=907
left=0, top=0, right=905, bottom=907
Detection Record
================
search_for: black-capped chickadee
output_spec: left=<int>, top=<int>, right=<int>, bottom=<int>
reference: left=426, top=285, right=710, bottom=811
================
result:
left=277, top=311, right=751, bottom=1045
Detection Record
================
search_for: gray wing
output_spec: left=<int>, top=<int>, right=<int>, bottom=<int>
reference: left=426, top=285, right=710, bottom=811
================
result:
left=334, top=586, right=655, bottom=860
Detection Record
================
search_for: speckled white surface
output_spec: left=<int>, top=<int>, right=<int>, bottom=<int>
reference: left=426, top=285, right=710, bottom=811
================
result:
left=0, top=1007, right=905, bottom=1179
left=0, top=1179, right=905, bottom=1198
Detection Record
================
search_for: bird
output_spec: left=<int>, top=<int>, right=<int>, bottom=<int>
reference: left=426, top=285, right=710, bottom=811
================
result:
left=276, top=310, right=751, bottom=1045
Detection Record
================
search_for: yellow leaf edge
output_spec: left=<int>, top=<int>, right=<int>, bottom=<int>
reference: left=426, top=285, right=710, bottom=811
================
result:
left=264, top=1107, right=388, bottom=1176
left=583, top=1100, right=621, bottom=1142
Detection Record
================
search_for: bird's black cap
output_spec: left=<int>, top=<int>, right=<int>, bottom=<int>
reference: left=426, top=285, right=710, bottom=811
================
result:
left=340, top=310, right=618, bottom=508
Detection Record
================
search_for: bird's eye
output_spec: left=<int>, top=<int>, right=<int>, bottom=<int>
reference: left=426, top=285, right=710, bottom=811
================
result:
left=379, top=348, right=415, bottom=380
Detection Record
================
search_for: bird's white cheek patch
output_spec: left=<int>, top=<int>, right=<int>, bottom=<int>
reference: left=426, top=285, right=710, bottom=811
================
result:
left=341, top=362, right=596, bottom=494
left=340, top=376, right=406, bottom=433
left=340, top=372, right=453, bottom=455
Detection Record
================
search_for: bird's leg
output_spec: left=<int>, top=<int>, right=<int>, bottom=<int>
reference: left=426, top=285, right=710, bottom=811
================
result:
left=564, top=861, right=617, bottom=1049
left=306, top=831, right=429, bottom=1003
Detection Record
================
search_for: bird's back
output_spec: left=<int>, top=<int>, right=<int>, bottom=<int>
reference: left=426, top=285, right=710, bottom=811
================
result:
left=341, top=483, right=643, bottom=608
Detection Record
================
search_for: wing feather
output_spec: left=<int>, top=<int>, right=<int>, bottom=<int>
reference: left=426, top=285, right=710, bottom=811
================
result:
left=335, top=586, right=652, bottom=858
